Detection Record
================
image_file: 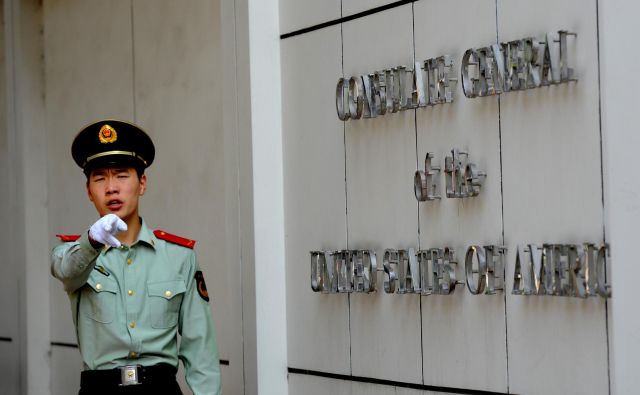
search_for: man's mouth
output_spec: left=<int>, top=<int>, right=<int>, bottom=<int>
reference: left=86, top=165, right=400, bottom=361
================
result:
left=106, top=199, right=123, bottom=210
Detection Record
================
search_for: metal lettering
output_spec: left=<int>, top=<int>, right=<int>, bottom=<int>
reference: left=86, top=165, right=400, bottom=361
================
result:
left=395, top=66, right=410, bottom=111
left=512, top=243, right=611, bottom=298
left=503, top=40, right=523, bottom=92
left=417, top=250, right=433, bottom=295
left=461, top=48, right=481, bottom=98
left=567, top=245, right=588, bottom=298
left=309, top=250, right=338, bottom=293
left=431, top=247, right=461, bottom=295
left=348, top=77, right=364, bottom=119
left=444, top=149, right=486, bottom=198
left=337, top=54, right=454, bottom=120
left=480, top=45, right=505, bottom=96
left=465, top=245, right=506, bottom=295
left=403, top=248, right=421, bottom=293
left=411, top=62, right=426, bottom=108
left=312, top=242, right=608, bottom=299
left=335, top=250, right=354, bottom=293
left=383, top=249, right=399, bottom=294
left=519, top=38, right=542, bottom=89
left=384, top=69, right=398, bottom=113
left=335, top=78, right=349, bottom=121
left=361, top=75, right=377, bottom=118
left=512, top=244, right=544, bottom=295
left=353, top=250, right=377, bottom=293
left=425, top=56, right=456, bottom=105
left=310, top=251, right=325, bottom=292
left=465, top=245, right=487, bottom=295
left=558, top=30, right=577, bottom=82
left=462, top=30, right=576, bottom=99
left=414, top=152, right=441, bottom=201
left=546, top=244, right=569, bottom=296
left=373, top=71, right=387, bottom=116
left=595, top=244, right=612, bottom=297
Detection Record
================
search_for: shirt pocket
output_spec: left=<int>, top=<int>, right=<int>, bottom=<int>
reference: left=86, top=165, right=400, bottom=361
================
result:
left=147, top=280, right=186, bottom=329
left=84, top=276, right=118, bottom=324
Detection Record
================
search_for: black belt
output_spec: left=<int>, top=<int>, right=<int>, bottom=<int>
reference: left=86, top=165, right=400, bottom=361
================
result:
left=80, top=363, right=177, bottom=388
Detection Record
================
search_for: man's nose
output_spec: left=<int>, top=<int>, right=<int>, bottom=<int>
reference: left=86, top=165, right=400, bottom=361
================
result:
left=105, top=178, right=119, bottom=194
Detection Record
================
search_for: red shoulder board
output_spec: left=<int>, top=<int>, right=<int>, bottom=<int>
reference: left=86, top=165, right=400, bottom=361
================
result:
left=153, top=230, right=196, bottom=249
left=56, top=234, right=81, bottom=242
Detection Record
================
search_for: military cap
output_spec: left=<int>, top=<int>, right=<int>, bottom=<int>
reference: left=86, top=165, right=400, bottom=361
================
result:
left=72, top=119, right=155, bottom=173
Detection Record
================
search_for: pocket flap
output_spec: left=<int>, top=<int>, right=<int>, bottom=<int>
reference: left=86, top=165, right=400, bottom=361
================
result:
left=147, top=280, right=186, bottom=300
left=87, top=276, right=118, bottom=294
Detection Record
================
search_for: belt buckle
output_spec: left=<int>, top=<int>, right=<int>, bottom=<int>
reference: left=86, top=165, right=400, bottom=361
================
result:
left=119, top=365, right=141, bottom=386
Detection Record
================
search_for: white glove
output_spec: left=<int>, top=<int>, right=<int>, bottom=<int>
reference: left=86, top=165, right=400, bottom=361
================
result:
left=89, top=214, right=127, bottom=248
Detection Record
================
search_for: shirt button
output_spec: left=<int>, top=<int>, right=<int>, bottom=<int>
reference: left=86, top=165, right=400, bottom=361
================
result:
left=95, top=283, right=102, bottom=291
left=127, top=258, right=133, bottom=265
left=129, top=352, right=137, bottom=358
left=127, top=290, right=134, bottom=296
left=129, top=321, right=136, bottom=329
left=165, top=290, right=172, bottom=298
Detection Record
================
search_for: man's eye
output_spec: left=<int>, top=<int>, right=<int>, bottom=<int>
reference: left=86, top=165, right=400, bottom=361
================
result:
left=117, top=174, right=129, bottom=179
left=94, top=177, right=105, bottom=182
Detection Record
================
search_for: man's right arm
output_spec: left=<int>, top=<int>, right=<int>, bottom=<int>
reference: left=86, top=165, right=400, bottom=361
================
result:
left=51, top=232, right=101, bottom=293
left=51, top=214, right=127, bottom=293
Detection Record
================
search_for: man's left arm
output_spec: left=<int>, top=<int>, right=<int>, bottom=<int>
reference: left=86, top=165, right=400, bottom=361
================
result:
left=178, top=251, right=221, bottom=395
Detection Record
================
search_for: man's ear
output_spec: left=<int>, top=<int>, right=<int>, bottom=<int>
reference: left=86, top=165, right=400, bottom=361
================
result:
left=139, top=173, right=147, bottom=196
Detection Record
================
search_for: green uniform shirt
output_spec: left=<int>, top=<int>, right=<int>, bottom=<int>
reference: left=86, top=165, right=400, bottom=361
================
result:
left=51, top=219, right=221, bottom=395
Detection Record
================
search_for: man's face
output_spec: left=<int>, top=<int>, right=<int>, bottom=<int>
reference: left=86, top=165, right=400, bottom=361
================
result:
left=86, top=167, right=147, bottom=222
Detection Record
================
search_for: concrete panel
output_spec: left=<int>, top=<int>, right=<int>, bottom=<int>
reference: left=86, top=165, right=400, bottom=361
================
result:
left=49, top=277, right=76, bottom=344
left=497, top=1, right=609, bottom=394
left=0, top=342, right=20, bottom=394
left=43, top=0, right=135, bottom=343
left=351, top=382, right=425, bottom=395
left=0, top=341, right=19, bottom=395
left=343, top=0, right=400, bottom=17
left=0, top=36, right=17, bottom=343
left=0, top=4, right=16, bottom=369
left=131, top=0, right=237, bottom=392
left=414, top=1, right=507, bottom=392
left=281, top=26, right=350, bottom=374
left=289, top=374, right=455, bottom=395
left=343, top=4, right=422, bottom=384
left=288, top=373, right=351, bottom=395
left=50, top=346, right=83, bottom=395
left=279, top=0, right=340, bottom=35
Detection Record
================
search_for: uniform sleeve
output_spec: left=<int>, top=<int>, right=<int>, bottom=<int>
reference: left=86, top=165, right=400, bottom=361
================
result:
left=178, top=251, right=221, bottom=395
left=50, top=231, right=101, bottom=293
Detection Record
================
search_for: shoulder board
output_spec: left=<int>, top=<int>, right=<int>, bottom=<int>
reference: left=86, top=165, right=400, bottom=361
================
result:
left=56, top=234, right=81, bottom=242
left=153, top=230, right=196, bottom=249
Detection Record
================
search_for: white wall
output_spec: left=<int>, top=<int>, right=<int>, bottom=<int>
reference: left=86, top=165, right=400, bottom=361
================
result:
left=42, top=0, right=242, bottom=394
left=4, top=0, right=51, bottom=393
left=599, top=1, right=640, bottom=394
left=0, top=0, right=20, bottom=393
left=280, top=1, right=610, bottom=394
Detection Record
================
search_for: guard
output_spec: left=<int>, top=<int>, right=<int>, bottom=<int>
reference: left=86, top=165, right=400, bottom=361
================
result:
left=51, top=120, right=221, bottom=394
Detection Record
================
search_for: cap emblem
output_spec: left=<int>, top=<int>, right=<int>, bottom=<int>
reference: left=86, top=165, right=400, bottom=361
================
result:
left=98, top=124, right=117, bottom=144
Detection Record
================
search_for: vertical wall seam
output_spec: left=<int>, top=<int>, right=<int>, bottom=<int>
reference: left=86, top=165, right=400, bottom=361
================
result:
left=411, top=2, right=425, bottom=386
left=340, top=0, right=353, bottom=377
left=130, top=0, right=136, bottom=122
left=594, top=1, right=612, bottom=394
left=494, top=1, right=510, bottom=393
